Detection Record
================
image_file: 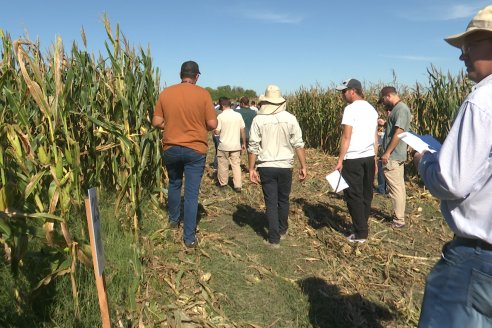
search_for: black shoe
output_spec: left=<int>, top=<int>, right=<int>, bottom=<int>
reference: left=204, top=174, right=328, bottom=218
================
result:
left=233, top=187, right=242, bottom=193
left=168, top=221, right=179, bottom=229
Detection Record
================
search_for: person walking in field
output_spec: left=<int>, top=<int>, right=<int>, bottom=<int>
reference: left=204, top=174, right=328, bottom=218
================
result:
left=414, top=5, right=492, bottom=327
left=378, top=86, right=411, bottom=229
left=234, top=96, right=256, bottom=147
left=152, top=60, right=217, bottom=248
left=212, top=97, right=225, bottom=171
left=248, top=85, right=307, bottom=248
left=334, top=79, right=378, bottom=243
left=215, top=97, right=246, bottom=192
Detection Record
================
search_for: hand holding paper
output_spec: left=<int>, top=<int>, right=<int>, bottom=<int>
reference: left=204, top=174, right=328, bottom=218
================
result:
left=398, top=132, right=442, bottom=154
left=326, top=170, right=349, bottom=193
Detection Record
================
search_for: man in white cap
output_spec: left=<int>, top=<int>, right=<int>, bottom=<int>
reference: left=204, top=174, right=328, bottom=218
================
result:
left=413, top=5, right=492, bottom=327
left=248, top=85, right=307, bottom=248
left=335, top=79, right=378, bottom=243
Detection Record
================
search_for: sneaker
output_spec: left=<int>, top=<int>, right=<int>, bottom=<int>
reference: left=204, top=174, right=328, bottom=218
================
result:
left=280, top=230, right=288, bottom=240
left=391, top=222, right=406, bottom=229
left=263, top=239, right=280, bottom=249
left=168, top=220, right=179, bottom=229
left=347, top=234, right=367, bottom=243
left=233, top=187, right=242, bottom=193
left=185, top=240, right=197, bottom=249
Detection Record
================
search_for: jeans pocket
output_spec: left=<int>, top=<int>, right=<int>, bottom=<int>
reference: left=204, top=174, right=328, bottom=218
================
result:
left=468, top=268, right=492, bottom=318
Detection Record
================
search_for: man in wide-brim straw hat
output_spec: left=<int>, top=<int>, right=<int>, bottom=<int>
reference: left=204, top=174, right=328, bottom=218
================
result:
left=413, top=5, right=492, bottom=327
left=248, top=85, right=307, bottom=248
left=257, top=85, right=287, bottom=114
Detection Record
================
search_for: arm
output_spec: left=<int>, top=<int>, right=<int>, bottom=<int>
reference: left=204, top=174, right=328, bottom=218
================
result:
left=214, top=116, right=221, bottom=136
left=152, top=115, right=165, bottom=130
left=206, top=118, right=218, bottom=131
left=335, top=124, right=352, bottom=171
left=416, top=101, right=492, bottom=200
left=295, top=147, right=307, bottom=181
left=380, top=126, right=404, bottom=164
left=240, top=127, right=246, bottom=151
left=248, top=152, right=260, bottom=184
left=374, top=128, right=379, bottom=175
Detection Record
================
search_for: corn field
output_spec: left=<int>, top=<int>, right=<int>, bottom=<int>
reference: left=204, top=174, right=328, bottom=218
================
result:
left=0, top=16, right=474, bottom=323
left=288, top=67, right=473, bottom=155
left=0, top=16, right=162, bottom=315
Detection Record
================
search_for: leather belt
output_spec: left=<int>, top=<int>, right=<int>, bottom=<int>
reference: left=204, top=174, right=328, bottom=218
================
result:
left=454, top=236, right=492, bottom=251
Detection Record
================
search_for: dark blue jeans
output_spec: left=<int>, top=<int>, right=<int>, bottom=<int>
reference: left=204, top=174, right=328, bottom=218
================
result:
left=376, top=160, right=387, bottom=194
left=258, top=167, right=292, bottom=244
left=213, top=135, right=220, bottom=170
left=163, top=146, right=206, bottom=244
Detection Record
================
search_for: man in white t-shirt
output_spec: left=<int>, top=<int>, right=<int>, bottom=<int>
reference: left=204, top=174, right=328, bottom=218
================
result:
left=215, top=97, right=246, bottom=192
left=334, top=79, right=379, bottom=243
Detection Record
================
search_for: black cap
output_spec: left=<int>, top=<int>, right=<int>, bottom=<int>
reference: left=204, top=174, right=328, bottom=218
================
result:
left=180, top=60, right=200, bottom=75
left=336, top=78, right=362, bottom=91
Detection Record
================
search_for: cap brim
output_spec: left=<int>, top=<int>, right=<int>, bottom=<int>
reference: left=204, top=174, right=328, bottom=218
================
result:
left=335, top=85, right=348, bottom=91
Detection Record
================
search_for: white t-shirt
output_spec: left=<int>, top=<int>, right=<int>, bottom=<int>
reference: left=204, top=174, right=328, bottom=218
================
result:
left=216, top=109, right=245, bottom=151
left=341, top=100, right=378, bottom=159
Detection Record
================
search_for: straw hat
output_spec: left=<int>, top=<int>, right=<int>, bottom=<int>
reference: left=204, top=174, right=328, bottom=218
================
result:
left=258, top=85, right=286, bottom=114
left=445, top=5, right=492, bottom=48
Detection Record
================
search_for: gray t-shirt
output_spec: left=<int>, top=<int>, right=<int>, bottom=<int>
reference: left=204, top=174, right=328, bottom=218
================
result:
left=383, top=102, right=411, bottom=161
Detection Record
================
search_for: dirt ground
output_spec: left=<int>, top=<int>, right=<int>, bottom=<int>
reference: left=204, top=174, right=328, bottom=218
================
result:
left=139, top=148, right=451, bottom=327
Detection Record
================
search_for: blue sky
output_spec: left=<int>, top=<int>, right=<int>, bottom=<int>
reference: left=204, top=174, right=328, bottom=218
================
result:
left=1, top=1, right=489, bottom=95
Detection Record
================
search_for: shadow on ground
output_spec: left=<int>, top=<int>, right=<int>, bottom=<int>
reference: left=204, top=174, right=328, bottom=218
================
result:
left=298, top=276, right=394, bottom=328
left=294, top=198, right=352, bottom=235
left=232, top=204, right=268, bottom=240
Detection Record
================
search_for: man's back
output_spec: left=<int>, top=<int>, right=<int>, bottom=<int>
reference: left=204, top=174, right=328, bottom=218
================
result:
left=249, top=111, right=304, bottom=167
left=154, top=83, right=215, bottom=153
left=235, top=107, right=256, bottom=138
left=217, top=110, right=245, bottom=151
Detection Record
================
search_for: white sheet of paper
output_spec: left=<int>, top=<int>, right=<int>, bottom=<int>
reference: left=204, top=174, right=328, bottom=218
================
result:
left=326, top=170, right=349, bottom=193
left=398, top=132, right=442, bottom=153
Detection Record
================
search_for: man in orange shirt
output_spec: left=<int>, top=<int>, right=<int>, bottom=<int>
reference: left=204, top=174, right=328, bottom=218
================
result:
left=152, top=61, right=217, bottom=248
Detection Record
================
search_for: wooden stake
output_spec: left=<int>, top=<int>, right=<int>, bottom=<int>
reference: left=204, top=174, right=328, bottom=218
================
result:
left=85, top=199, right=111, bottom=328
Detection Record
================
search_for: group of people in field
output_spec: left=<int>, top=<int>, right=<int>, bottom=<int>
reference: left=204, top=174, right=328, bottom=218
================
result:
left=152, top=5, right=492, bottom=327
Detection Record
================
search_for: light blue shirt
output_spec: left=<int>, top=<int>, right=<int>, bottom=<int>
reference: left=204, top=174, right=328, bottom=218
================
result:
left=418, top=74, right=492, bottom=243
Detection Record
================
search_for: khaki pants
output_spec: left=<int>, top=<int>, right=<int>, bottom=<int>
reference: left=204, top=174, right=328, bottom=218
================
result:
left=383, top=160, right=406, bottom=224
left=217, top=150, right=242, bottom=189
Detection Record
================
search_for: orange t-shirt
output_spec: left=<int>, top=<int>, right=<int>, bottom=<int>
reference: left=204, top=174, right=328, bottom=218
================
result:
left=153, top=83, right=216, bottom=154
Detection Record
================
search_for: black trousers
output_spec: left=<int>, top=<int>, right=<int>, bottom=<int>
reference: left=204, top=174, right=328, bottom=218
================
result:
left=341, top=156, right=375, bottom=239
left=258, top=167, right=292, bottom=243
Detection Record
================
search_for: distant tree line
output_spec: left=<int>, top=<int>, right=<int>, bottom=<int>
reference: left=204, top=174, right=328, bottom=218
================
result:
left=205, top=85, right=257, bottom=102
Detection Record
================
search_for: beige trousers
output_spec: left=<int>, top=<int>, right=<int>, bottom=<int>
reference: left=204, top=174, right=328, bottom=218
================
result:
left=383, top=160, right=406, bottom=224
left=217, top=150, right=242, bottom=189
